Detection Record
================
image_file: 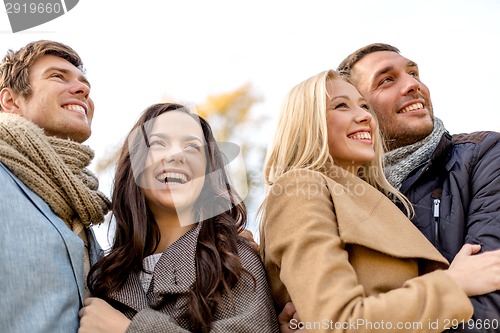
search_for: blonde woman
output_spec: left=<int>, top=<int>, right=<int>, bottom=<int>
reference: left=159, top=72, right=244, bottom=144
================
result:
left=260, top=70, right=500, bottom=333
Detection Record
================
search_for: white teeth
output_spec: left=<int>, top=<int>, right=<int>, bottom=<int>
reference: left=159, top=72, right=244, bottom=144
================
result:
left=63, top=104, right=86, bottom=114
left=401, top=103, right=423, bottom=113
left=156, top=172, right=188, bottom=184
left=348, top=132, right=372, bottom=140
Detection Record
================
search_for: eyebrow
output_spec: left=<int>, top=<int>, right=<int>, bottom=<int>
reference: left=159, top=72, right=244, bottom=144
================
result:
left=370, top=60, right=419, bottom=85
left=331, top=95, right=350, bottom=101
left=331, top=95, right=367, bottom=103
left=44, top=66, right=91, bottom=88
left=407, top=60, right=418, bottom=68
left=149, top=132, right=204, bottom=143
left=372, top=65, right=393, bottom=82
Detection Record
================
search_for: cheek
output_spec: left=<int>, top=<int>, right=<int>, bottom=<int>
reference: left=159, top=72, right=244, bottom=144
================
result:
left=143, top=150, right=162, bottom=171
left=326, top=116, right=340, bottom=152
left=87, top=100, right=95, bottom=122
left=187, top=154, right=207, bottom=178
left=327, top=132, right=342, bottom=157
left=369, top=117, right=378, bottom=131
left=366, top=93, right=390, bottom=118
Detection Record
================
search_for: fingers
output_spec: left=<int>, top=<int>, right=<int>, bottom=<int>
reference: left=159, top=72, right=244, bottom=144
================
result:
left=83, top=297, right=95, bottom=307
left=79, top=298, right=94, bottom=319
left=448, top=245, right=500, bottom=296
left=456, top=244, right=481, bottom=258
left=278, top=302, right=296, bottom=325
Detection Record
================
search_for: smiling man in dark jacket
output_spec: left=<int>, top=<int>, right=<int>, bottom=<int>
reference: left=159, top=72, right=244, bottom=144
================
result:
left=337, top=43, right=500, bottom=332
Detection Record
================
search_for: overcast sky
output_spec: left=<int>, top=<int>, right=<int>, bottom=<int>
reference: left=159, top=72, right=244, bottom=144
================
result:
left=1, top=0, right=499, bottom=244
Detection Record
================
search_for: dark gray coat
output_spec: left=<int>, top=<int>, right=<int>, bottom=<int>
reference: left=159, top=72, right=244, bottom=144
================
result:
left=400, top=131, right=500, bottom=332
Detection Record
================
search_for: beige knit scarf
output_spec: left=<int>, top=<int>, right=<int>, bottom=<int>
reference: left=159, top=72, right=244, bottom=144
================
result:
left=0, top=112, right=111, bottom=235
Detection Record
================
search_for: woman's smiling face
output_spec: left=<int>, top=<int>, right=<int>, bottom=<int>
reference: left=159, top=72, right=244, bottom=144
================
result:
left=141, top=111, right=207, bottom=217
left=325, top=78, right=376, bottom=171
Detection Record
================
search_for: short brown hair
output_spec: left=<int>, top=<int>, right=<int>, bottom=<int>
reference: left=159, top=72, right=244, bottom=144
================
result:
left=0, top=40, right=84, bottom=109
left=337, top=43, right=400, bottom=78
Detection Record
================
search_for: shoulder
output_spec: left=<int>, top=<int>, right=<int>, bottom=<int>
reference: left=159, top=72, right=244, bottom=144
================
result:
left=450, top=131, right=500, bottom=165
left=451, top=131, right=500, bottom=155
left=262, top=168, right=337, bottom=233
left=0, top=163, right=26, bottom=200
left=237, top=240, right=265, bottom=274
left=268, top=168, right=330, bottom=198
left=272, top=168, right=327, bottom=183
left=452, top=130, right=499, bottom=145
left=0, top=162, right=16, bottom=182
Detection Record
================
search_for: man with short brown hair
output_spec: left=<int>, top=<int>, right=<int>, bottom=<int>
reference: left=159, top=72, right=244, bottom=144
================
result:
left=338, top=43, right=500, bottom=331
left=0, top=40, right=110, bottom=333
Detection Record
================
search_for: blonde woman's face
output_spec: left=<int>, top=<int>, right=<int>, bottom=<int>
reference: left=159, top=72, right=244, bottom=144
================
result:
left=325, top=79, right=376, bottom=170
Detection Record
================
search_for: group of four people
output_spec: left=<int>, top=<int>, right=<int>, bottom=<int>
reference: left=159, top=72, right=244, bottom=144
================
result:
left=0, top=40, right=499, bottom=333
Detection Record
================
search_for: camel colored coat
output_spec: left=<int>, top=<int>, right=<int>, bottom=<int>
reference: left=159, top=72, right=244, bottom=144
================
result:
left=260, top=167, right=473, bottom=333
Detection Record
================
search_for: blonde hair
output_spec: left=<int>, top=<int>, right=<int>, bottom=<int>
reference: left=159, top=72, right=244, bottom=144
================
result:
left=263, top=69, right=413, bottom=217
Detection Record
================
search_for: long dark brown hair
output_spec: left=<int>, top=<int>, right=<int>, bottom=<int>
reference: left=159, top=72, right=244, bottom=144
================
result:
left=88, top=103, right=250, bottom=332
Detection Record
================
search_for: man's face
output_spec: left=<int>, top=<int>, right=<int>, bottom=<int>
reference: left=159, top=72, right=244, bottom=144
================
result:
left=13, top=55, right=94, bottom=143
left=350, top=51, right=434, bottom=150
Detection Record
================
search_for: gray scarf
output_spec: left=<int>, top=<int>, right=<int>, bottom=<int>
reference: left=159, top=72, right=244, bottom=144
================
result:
left=384, top=117, right=446, bottom=190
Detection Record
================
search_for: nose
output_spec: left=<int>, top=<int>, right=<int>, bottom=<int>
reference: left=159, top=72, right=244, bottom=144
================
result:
left=70, top=79, right=90, bottom=98
left=355, top=107, right=373, bottom=124
left=401, top=74, right=421, bottom=95
left=164, top=149, right=186, bottom=164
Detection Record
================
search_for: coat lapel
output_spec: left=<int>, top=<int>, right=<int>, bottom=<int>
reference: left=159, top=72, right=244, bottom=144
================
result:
left=148, top=224, right=199, bottom=298
left=1, top=163, right=86, bottom=304
left=110, top=271, right=150, bottom=312
left=326, top=167, right=448, bottom=265
left=110, top=223, right=200, bottom=312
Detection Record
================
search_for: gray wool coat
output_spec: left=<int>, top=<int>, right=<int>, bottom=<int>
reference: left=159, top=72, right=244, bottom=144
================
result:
left=109, top=223, right=279, bottom=333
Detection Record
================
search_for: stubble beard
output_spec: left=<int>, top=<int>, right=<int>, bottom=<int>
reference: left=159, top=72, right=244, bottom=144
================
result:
left=382, top=119, right=434, bottom=151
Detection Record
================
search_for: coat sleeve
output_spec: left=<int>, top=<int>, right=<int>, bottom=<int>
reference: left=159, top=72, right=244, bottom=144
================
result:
left=262, top=169, right=472, bottom=333
left=458, top=132, right=500, bottom=333
left=126, top=243, right=279, bottom=333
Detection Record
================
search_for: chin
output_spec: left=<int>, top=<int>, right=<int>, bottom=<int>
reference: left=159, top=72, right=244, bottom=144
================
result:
left=413, top=122, right=434, bottom=139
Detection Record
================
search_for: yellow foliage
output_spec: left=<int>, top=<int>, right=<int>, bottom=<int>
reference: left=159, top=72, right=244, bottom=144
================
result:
left=197, top=83, right=255, bottom=118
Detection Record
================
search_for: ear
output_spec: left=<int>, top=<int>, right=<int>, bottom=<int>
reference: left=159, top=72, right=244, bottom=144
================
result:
left=0, top=88, right=22, bottom=114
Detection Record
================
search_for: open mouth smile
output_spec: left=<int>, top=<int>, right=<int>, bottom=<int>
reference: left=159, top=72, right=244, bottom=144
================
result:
left=399, top=102, right=424, bottom=114
left=155, top=171, right=191, bottom=184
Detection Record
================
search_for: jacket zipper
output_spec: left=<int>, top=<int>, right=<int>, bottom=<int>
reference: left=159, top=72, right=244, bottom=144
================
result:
left=433, top=198, right=440, bottom=246
left=431, top=189, right=442, bottom=249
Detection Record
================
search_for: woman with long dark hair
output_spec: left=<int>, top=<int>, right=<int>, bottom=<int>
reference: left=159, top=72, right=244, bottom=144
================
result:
left=79, top=103, right=278, bottom=333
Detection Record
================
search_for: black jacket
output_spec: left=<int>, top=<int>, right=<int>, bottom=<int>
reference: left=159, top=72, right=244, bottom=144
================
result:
left=400, top=131, right=500, bottom=332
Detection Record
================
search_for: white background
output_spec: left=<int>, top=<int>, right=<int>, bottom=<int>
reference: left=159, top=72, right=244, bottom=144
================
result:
left=1, top=0, right=499, bottom=245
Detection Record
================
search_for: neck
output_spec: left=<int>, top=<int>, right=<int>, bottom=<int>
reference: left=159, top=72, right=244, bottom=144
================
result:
left=335, top=163, right=361, bottom=176
left=152, top=209, right=196, bottom=253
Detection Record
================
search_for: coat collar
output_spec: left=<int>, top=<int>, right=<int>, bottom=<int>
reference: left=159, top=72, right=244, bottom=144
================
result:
left=110, top=222, right=201, bottom=312
left=400, top=132, right=452, bottom=193
left=324, top=165, right=448, bottom=265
